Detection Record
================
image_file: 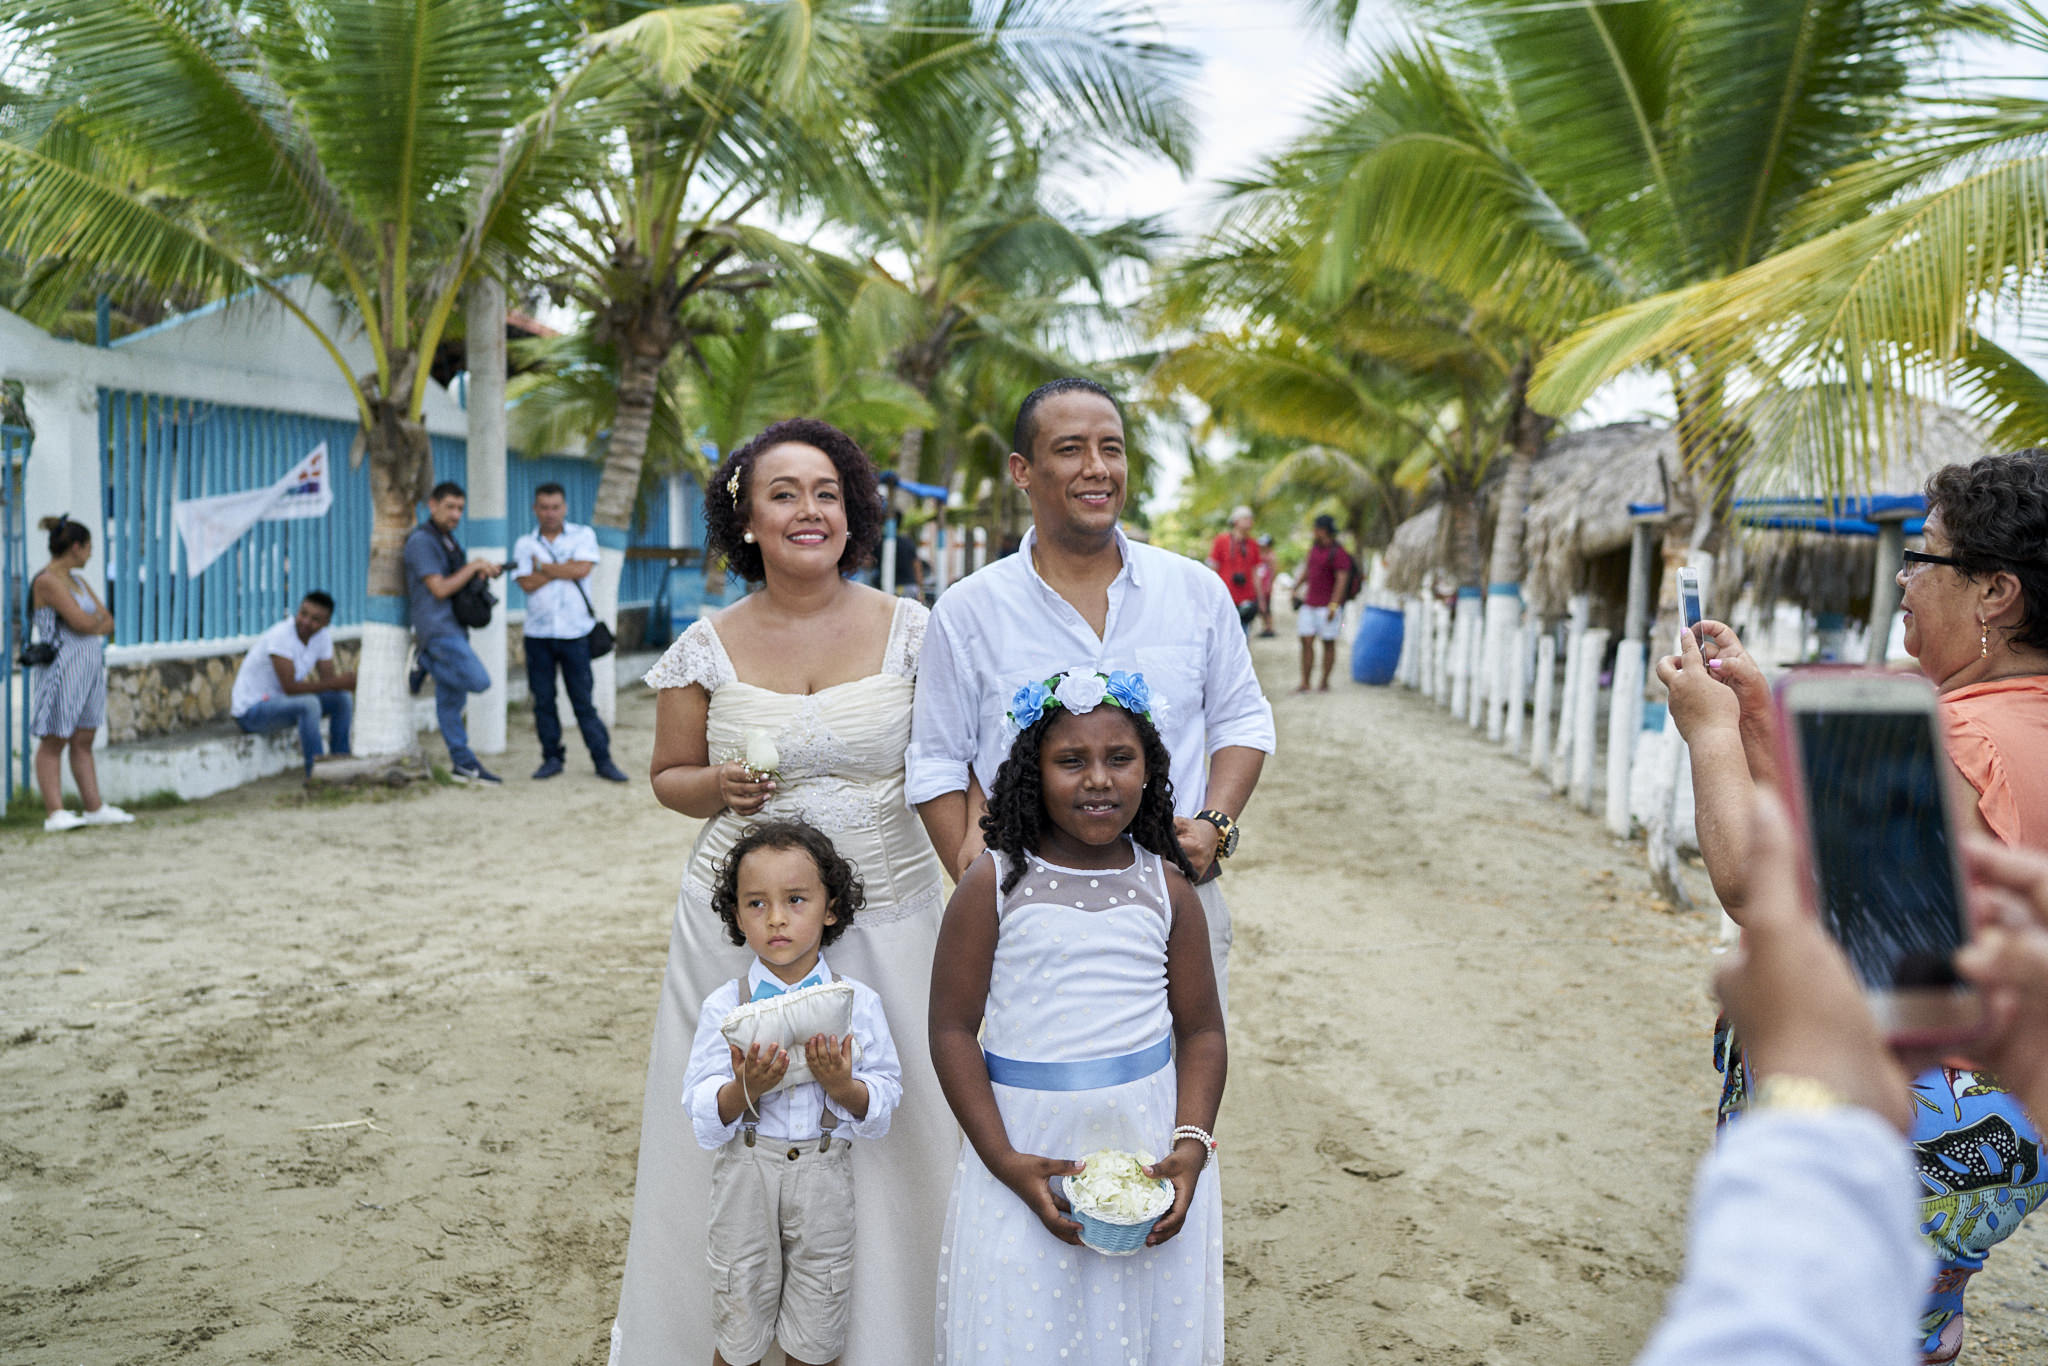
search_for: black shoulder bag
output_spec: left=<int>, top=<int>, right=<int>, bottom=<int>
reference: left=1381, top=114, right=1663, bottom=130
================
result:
left=436, top=528, right=496, bottom=630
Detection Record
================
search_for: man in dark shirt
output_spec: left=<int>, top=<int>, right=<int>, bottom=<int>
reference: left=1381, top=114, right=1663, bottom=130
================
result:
left=402, top=481, right=504, bottom=783
left=1291, top=513, right=1354, bottom=692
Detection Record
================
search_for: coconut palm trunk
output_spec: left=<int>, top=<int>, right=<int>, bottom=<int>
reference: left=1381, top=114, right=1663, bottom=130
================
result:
left=355, top=393, right=438, bottom=757
left=1480, top=355, right=1551, bottom=738
left=585, top=333, right=671, bottom=727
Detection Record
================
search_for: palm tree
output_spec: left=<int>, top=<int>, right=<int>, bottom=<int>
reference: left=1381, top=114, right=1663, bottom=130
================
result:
left=0, top=0, right=589, bottom=755
left=538, top=0, right=1196, bottom=697
left=1264, top=0, right=1972, bottom=579
left=1530, top=6, right=2048, bottom=474
left=839, top=106, right=1173, bottom=487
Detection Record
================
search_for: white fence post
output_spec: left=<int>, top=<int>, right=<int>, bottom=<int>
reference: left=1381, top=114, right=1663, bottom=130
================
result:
left=1604, top=639, right=1646, bottom=837
left=1504, top=620, right=1529, bottom=755
left=1569, top=627, right=1611, bottom=812
left=1529, top=629, right=1557, bottom=774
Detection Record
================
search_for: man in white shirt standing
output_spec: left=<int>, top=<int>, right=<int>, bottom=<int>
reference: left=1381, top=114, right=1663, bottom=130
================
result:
left=907, top=377, right=1275, bottom=1013
left=513, top=482, right=628, bottom=782
left=230, top=590, right=356, bottom=777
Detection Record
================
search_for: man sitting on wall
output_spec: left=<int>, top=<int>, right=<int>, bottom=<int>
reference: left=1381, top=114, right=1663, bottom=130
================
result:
left=230, top=590, right=356, bottom=776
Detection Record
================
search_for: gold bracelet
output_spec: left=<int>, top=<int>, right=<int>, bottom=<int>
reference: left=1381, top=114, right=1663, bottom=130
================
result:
left=1751, top=1075, right=1850, bottom=1115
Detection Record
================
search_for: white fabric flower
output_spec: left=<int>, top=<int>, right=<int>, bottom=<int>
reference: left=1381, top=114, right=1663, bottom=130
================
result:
left=745, top=728, right=781, bottom=774
left=1052, top=670, right=1109, bottom=715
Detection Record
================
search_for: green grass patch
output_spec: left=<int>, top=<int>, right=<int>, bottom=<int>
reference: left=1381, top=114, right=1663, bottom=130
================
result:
left=2, top=789, right=45, bottom=829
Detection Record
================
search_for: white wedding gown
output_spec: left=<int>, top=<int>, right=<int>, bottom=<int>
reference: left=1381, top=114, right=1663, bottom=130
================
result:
left=611, top=597, right=951, bottom=1365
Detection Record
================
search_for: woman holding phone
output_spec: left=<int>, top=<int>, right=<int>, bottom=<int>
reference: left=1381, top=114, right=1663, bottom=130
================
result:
left=1657, top=445, right=2048, bottom=1365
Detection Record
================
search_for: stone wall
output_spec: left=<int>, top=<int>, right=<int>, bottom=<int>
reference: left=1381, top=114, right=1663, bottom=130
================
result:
left=102, top=605, right=649, bottom=744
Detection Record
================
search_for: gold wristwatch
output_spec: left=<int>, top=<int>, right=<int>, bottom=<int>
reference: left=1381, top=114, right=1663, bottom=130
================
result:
left=1194, top=809, right=1239, bottom=859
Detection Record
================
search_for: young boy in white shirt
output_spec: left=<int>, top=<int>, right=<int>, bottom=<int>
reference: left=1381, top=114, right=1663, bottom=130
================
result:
left=681, top=820, right=901, bottom=1366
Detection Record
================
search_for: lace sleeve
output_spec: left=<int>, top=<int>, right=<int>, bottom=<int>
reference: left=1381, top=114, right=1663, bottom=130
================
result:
left=643, top=618, right=732, bottom=692
left=883, top=598, right=930, bottom=678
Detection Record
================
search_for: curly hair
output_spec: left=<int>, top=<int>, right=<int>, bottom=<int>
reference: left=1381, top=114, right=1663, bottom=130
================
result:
left=980, top=705, right=1193, bottom=894
left=708, top=819, right=866, bottom=948
left=704, top=418, right=884, bottom=583
left=1925, top=447, right=2048, bottom=651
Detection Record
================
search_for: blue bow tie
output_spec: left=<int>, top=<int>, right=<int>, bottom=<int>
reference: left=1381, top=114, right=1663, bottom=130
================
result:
left=752, top=971, right=822, bottom=1002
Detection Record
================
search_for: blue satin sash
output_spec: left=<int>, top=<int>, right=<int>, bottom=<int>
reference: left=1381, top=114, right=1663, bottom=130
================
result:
left=983, top=1035, right=1172, bottom=1092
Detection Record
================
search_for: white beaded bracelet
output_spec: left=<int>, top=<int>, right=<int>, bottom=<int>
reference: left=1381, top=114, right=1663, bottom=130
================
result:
left=1171, top=1125, right=1217, bottom=1169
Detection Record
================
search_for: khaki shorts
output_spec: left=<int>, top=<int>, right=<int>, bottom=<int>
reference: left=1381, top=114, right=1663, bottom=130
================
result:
left=707, top=1136, right=855, bottom=1363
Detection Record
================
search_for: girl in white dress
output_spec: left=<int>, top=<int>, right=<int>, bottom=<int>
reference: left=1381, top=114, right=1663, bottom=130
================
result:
left=930, top=668, right=1227, bottom=1365
left=613, top=420, right=950, bottom=1366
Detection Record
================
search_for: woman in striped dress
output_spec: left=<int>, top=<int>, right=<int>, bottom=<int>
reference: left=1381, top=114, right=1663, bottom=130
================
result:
left=29, top=515, right=132, bottom=832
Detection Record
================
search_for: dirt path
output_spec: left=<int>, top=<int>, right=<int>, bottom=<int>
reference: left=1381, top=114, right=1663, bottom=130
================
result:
left=5, top=634, right=2044, bottom=1364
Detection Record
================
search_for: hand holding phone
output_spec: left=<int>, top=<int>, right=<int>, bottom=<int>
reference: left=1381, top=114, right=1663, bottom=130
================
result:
left=1715, top=789, right=1913, bottom=1132
left=1676, top=566, right=1703, bottom=655
left=1776, top=669, right=1984, bottom=1046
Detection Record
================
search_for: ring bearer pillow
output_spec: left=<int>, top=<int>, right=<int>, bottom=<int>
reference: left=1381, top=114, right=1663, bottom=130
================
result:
left=719, top=980, right=861, bottom=1096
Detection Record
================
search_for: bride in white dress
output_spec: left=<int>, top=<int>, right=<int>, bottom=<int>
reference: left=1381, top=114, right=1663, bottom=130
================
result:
left=610, top=420, right=949, bottom=1365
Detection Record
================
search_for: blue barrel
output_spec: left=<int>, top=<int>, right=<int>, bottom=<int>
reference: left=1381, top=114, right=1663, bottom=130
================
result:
left=1351, top=605, right=1404, bottom=685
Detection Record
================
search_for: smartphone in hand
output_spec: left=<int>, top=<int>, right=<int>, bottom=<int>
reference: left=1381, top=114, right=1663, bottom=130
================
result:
left=1775, top=669, right=1983, bottom=1046
left=1676, top=566, right=1703, bottom=654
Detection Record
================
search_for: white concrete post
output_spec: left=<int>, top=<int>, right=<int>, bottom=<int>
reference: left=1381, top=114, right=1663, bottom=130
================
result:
left=1569, top=627, right=1611, bottom=812
left=1433, top=602, right=1456, bottom=707
left=21, top=379, right=105, bottom=592
left=464, top=280, right=509, bottom=756
left=1549, top=595, right=1590, bottom=793
left=1529, top=630, right=1557, bottom=774
left=1393, top=597, right=1415, bottom=688
left=1483, top=590, right=1517, bottom=741
left=1504, top=620, right=1529, bottom=755
left=1465, top=598, right=1488, bottom=728
left=1604, top=639, right=1646, bottom=837
left=1448, top=590, right=1479, bottom=715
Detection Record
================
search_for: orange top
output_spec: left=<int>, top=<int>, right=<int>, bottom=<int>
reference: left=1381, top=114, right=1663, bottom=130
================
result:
left=1941, top=675, right=2048, bottom=848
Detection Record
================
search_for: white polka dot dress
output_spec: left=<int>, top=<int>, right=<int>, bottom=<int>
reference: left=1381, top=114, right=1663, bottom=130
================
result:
left=936, top=843, right=1223, bottom=1365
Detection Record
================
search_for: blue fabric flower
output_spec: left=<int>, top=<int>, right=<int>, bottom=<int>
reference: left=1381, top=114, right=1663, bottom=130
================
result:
left=1008, top=679, right=1054, bottom=730
left=1103, top=670, right=1152, bottom=719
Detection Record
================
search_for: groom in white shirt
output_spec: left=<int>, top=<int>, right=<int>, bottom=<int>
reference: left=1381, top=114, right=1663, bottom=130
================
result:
left=907, top=377, right=1275, bottom=1013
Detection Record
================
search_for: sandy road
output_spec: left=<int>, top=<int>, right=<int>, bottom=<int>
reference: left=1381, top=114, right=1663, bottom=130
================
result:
left=4, top=633, right=2044, bottom=1364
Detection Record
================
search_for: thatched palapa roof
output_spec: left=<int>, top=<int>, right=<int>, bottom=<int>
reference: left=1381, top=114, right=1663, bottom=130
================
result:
left=1519, top=423, right=1674, bottom=616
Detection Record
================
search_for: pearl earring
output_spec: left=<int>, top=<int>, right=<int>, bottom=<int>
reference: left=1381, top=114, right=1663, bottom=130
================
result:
left=1981, top=619, right=1991, bottom=659
left=742, top=531, right=756, bottom=544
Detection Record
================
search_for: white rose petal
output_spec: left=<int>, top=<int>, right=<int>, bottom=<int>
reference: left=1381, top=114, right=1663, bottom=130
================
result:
left=1052, top=671, right=1108, bottom=714
left=1066, top=1149, right=1168, bottom=1221
left=745, top=729, right=781, bottom=773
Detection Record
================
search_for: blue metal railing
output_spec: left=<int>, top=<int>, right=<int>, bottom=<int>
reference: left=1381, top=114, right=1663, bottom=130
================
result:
left=3, top=424, right=31, bottom=807
left=101, top=390, right=389, bottom=645
left=99, top=389, right=690, bottom=648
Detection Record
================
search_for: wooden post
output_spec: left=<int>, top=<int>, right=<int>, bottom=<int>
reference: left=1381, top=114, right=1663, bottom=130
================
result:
left=1569, top=627, right=1611, bottom=812
left=1529, top=629, right=1557, bottom=774
left=1867, top=515, right=1908, bottom=666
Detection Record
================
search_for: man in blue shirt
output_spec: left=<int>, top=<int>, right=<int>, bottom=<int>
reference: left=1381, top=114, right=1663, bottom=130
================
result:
left=403, top=480, right=504, bottom=784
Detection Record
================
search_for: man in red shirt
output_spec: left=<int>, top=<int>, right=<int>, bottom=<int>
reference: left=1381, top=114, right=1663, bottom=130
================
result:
left=1292, top=514, right=1355, bottom=692
left=1208, top=505, right=1263, bottom=635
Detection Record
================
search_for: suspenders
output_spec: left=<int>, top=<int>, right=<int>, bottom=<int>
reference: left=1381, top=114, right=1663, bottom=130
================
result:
left=732, top=965, right=844, bottom=1154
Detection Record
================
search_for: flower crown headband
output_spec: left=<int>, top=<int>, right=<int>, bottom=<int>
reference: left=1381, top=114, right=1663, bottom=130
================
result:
left=1006, top=669, right=1165, bottom=737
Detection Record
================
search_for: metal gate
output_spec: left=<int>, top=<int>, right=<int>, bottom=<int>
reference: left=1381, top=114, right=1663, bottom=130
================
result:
left=2, top=423, right=32, bottom=810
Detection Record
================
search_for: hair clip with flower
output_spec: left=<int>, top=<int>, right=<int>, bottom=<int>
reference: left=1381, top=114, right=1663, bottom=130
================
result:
left=726, top=465, right=743, bottom=507
left=1005, top=668, right=1162, bottom=736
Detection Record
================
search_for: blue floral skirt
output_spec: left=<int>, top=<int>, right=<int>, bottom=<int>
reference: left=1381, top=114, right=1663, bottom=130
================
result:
left=1716, top=1018, right=2048, bottom=1357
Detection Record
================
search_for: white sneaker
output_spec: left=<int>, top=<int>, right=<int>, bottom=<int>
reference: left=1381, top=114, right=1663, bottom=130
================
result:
left=81, top=804, right=135, bottom=825
left=43, top=809, right=87, bottom=832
